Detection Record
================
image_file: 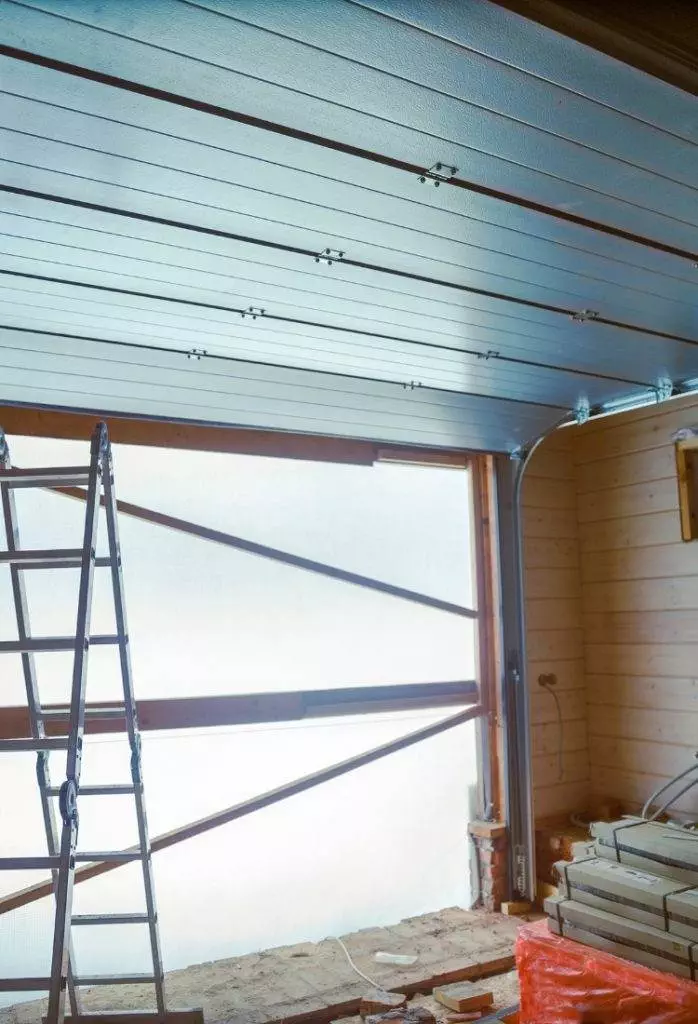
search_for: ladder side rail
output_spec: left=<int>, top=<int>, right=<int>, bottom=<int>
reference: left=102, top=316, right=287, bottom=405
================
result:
left=101, top=439, right=167, bottom=1019
left=0, top=431, right=81, bottom=1018
left=46, top=423, right=106, bottom=1024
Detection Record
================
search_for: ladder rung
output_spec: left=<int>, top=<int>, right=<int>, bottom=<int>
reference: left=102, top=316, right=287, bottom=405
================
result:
left=75, top=851, right=143, bottom=863
left=0, top=856, right=61, bottom=870
left=72, top=913, right=150, bottom=926
left=0, top=737, right=69, bottom=752
left=40, top=704, right=126, bottom=721
left=0, top=635, right=121, bottom=653
left=47, top=784, right=136, bottom=797
left=0, top=551, right=112, bottom=570
left=0, top=548, right=82, bottom=566
left=0, top=977, right=52, bottom=991
left=0, top=466, right=90, bottom=487
left=74, top=974, right=157, bottom=987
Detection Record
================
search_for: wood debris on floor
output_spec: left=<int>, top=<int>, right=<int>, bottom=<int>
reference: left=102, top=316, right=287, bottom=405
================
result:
left=0, top=908, right=522, bottom=1024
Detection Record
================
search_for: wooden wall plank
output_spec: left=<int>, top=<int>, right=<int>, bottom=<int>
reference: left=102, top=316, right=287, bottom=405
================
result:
left=525, top=567, right=582, bottom=600
left=586, top=675, right=698, bottom=713
left=579, top=511, right=682, bottom=552
left=522, top=477, right=576, bottom=510
left=523, top=431, right=589, bottom=822
left=530, top=688, right=587, bottom=726
left=524, top=539, right=579, bottom=570
left=528, top=659, right=585, bottom=692
left=581, top=578, right=698, bottom=613
left=590, top=736, right=697, bottom=780
left=523, top=448, right=574, bottom=481
left=584, top=610, right=698, bottom=645
left=575, top=403, right=697, bottom=463
left=589, top=767, right=698, bottom=815
left=527, top=597, right=583, bottom=631
left=523, top=507, right=581, bottom=540
left=528, top=628, right=584, bottom=662
left=577, top=479, right=679, bottom=523
left=575, top=447, right=676, bottom=494
left=588, top=704, right=698, bottom=747
left=533, top=749, right=590, bottom=788
left=581, top=544, right=698, bottom=582
left=586, top=643, right=698, bottom=678
left=531, top=718, right=588, bottom=757
left=532, top=780, right=590, bottom=819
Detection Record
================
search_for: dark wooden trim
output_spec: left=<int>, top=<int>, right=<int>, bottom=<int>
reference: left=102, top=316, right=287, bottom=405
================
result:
left=0, top=705, right=483, bottom=917
left=0, top=405, right=477, bottom=467
left=0, top=404, right=376, bottom=465
left=0, top=682, right=479, bottom=739
left=472, top=455, right=503, bottom=820
left=495, top=0, right=698, bottom=97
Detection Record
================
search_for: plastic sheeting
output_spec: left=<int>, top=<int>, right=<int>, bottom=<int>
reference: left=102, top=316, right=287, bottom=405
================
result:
left=517, top=919, right=698, bottom=1024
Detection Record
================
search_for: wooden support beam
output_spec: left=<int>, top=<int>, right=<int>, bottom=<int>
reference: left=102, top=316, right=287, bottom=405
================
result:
left=0, top=681, right=479, bottom=739
left=494, top=0, right=698, bottom=97
left=53, top=486, right=478, bottom=618
left=0, top=405, right=376, bottom=465
left=0, top=705, right=482, bottom=917
left=0, top=405, right=470, bottom=467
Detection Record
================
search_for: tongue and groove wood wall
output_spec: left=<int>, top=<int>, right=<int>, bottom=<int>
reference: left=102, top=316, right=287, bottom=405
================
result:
left=523, top=394, right=698, bottom=822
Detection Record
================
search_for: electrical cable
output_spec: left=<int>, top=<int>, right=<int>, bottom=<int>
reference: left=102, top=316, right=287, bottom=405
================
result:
left=648, top=775, right=698, bottom=822
left=539, top=680, right=564, bottom=782
left=642, top=755, right=698, bottom=818
left=332, top=935, right=382, bottom=989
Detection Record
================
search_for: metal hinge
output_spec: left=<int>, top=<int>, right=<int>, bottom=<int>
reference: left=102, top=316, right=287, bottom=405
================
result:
left=569, top=308, right=600, bottom=323
left=655, top=376, right=673, bottom=402
left=575, top=397, right=590, bottom=424
left=402, top=380, right=423, bottom=390
left=187, top=348, right=207, bottom=361
left=514, top=844, right=528, bottom=898
left=477, top=349, right=500, bottom=360
left=241, top=306, right=266, bottom=320
left=315, top=247, right=344, bottom=266
left=418, top=162, right=457, bottom=187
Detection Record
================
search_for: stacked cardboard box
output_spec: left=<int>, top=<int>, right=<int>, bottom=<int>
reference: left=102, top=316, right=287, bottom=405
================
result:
left=544, top=817, right=698, bottom=979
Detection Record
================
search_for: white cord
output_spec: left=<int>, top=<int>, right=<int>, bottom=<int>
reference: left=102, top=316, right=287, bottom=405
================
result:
left=648, top=776, right=698, bottom=822
left=642, top=757, right=698, bottom=818
left=540, top=682, right=564, bottom=782
left=332, top=935, right=382, bottom=989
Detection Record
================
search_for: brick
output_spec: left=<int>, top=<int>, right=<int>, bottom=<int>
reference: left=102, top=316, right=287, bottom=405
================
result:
left=360, top=991, right=407, bottom=1017
left=434, top=981, right=494, bottom=1013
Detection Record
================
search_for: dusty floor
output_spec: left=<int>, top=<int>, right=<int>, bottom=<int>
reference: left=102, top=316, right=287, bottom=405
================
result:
left=0, top=907, right=523, bottom=1023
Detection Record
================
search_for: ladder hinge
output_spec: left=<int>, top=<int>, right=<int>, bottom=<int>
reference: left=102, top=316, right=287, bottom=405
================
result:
left=241, top=306, right=266, bottom=320
left=187, top=348, right=207, bottom=361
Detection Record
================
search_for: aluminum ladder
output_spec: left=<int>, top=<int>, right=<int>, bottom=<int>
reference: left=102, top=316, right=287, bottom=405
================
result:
left=0, top=422, right=166, bottom=1023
